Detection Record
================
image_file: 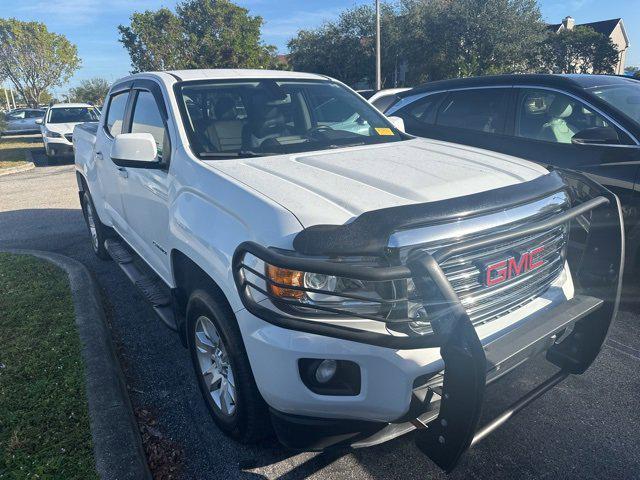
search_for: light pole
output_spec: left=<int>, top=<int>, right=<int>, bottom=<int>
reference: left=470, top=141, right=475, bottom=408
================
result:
left=375, top=0, right=381, bottom=91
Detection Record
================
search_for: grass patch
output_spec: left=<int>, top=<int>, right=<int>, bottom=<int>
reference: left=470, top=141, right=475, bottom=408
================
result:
left=0, top=253, right=98, bottom=480
left=0, top=135, right=42, bottom=170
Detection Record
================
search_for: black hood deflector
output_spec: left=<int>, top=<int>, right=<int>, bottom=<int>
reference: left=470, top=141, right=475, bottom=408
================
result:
left=293, top=171, right=567, bottom=256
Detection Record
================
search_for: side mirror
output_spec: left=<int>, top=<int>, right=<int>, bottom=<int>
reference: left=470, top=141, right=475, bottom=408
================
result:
left=111, top=133, right=159, bottom=168
left=571, top=126, right=620, bottom=146
left=387, top=116, right=405, bottom=133
left=35, top=118, right=43, bottom=125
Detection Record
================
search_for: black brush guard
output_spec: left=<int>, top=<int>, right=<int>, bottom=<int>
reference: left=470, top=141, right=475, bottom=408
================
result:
left=232, top=171, right=624, bottom=471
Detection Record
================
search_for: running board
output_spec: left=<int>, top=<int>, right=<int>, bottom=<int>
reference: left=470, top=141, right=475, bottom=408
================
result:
left=104, top=238, right=178, bottom=331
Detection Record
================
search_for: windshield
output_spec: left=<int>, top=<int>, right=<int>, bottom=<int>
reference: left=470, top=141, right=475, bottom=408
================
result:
left=587, top=83, right=640, bottom=124
left=176, top=79, right=403, bottom=159
left=48, top=107, right=99, bottom=124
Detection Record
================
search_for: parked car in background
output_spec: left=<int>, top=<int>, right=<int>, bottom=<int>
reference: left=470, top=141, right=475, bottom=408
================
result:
left=1, top=108, right=45, bottom=135
left=39, top=103, right=100, bottom=157
left=74, top=69, right=623, bottom=472
left=386, top=74, right=640, bottom=269
left=356, top=89, right=376, bottom=99
left=368, top=87, right=410, bottom=112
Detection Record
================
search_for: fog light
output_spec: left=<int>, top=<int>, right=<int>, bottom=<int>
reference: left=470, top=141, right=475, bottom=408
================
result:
left=315, top=359, right=338, bottom=383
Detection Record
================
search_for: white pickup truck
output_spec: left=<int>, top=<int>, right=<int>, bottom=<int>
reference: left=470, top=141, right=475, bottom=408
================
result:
left=74, top=69, right=624, bottom=471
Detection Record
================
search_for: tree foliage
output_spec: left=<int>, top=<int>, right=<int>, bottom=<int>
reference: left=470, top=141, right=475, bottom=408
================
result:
left=69, top=78, right=111, bottom=105
left=288, top=4, right=401, bottom=88
left=0, top=19, right=80, bottom=107
left=287, top=0, right=622, bottom=87
left=541, top=26, right=619, bottom=74
left=118, top=0, right=281, bottom=72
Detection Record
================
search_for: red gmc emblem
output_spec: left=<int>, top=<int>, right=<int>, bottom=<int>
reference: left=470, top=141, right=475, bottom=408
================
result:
left=483, top=246, right=545, bottom=287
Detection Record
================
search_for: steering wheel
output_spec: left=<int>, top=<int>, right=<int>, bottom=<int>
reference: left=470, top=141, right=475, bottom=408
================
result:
left=306, top=125, right=334, bottom=137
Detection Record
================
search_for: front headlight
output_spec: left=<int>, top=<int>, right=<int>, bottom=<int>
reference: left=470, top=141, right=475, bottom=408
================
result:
left=45, top=129, right=63, bottom=138
left=264, top=263, right=404, bottom=321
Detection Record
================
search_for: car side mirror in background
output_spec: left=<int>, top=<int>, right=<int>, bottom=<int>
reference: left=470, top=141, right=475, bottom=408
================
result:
left=387, top=116, right=405, bottom=133
left=571, top=126, right=620, bottom=146
left=111, top=133, right=160, bottom=168
left=35, top=118, right=43, bottom=125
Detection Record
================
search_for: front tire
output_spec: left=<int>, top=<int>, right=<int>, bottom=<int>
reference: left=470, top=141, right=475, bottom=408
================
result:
left=187, top=290, right=271, bottom=443
left=81, top=191, right=110, bottom=260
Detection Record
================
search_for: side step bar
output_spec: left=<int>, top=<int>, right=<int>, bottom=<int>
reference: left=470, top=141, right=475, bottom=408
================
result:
left=104, top=238, right=178, bottom=331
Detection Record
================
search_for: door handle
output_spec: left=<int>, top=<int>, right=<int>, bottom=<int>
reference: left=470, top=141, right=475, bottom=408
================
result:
left=95, top=151, right=103, bottom=160
left=117, top=167, right=128, bottom=179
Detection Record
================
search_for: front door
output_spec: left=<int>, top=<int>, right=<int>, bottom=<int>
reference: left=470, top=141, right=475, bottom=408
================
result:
left=118, top=85, right=172, bottom=282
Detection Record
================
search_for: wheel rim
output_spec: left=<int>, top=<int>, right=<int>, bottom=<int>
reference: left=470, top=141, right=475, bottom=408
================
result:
left=85, top=199, right=99, bottom=251
left=194, top=316, right=237, bottom=417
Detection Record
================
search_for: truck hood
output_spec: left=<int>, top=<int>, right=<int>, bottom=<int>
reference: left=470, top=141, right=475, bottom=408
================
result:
left=206, top=138, right=548, bottom=227
left=45, top=122, right=82, bottom=134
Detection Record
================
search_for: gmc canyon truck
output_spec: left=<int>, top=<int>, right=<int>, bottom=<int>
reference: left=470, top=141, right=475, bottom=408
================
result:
left=74, top=69, right=624, bottom=471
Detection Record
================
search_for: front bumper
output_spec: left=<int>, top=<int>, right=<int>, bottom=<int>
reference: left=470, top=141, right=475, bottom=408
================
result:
left=233, top=171, right=624, bottom=471
left=43, top=136, right=73, bottom=155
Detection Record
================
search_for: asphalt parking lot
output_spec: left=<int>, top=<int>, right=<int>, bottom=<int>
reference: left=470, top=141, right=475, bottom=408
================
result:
left=1, top=152, right=639, bottom=479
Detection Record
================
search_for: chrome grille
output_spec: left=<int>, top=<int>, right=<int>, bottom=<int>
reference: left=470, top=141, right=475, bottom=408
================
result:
left=441, top=226, right=567, bottom=324
left=393, top=191, right=570, bottom=326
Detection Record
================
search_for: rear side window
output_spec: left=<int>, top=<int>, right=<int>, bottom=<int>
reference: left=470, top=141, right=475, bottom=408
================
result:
left=436, top=89, right=508, bottom=134
left=131, top=91, right=167, bottom=158
left=371, top=94, right=399, bottom=113
left=106, top=91, right=129, bottom=136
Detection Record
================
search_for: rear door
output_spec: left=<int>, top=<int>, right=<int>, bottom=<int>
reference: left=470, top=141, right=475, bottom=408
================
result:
left=393, top=88, right=514, bottom=153
left=94, top=86, right=131, bottom=232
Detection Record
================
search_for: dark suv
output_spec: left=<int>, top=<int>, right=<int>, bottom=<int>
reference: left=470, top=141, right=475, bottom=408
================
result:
left=387, top=74, right=640, bottom=268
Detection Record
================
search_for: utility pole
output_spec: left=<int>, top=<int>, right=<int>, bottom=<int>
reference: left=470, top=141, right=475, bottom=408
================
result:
left=4, top=88, right=10, bottom=110
left=9, top=88, right=16, bottom=109
left=375, top=0, right=381, bottom=91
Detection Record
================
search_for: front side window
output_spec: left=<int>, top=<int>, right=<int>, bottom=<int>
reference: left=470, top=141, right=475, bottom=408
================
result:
left=436, top=89, right=508, bottom=134
left=515, top=88, right=629, bottom=145
left=177, top=79, right=403, bottom=159
left=106, top=92, right=129, bottom=136
left=587, top=83, right=640, bottom=125
left=48, top=107, right=99, bottom=124
left=131, top=91, right=167, bottom=158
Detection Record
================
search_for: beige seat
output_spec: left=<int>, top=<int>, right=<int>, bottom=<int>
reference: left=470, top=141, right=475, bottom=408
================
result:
left=204, top=97, right=245, bottom=152
left=538, top=97, right=578, bottom=144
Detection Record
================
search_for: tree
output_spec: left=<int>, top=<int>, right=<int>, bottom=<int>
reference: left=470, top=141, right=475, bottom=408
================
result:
left=287, top=0, right=547, bottom=87
left=541, top=26, right=619, bottom=74
left=400, top=0, right=547, bottom=83
left=288, top=4, right=402, bottom=88
left=0, top=19, right=80, bottom=107
left=69, top=78, right=111, bottom=105
left=118, top=0, right=281, bottom=72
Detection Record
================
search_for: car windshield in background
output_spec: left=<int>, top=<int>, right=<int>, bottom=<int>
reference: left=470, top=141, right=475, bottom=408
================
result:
left=48, top=107, right=99, bottom=124
left=177, top=79, right=403, bottom=159
left=587, top=83, right=640, bottom=124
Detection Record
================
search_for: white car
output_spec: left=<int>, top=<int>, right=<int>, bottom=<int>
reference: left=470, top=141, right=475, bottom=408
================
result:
left=368, top=87, right=410, bottom=112
left=73, top=69, right=623, bottom=471
left=40, top=103, right=99, bottom=157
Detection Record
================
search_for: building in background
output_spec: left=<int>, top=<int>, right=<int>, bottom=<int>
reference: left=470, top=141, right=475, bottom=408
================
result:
left=547, top=17, right=630, bottom=74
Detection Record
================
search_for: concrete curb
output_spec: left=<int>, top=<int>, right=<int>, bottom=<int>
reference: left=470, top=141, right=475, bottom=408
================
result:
left=0, top=161, right=35, bottom=177
left=1, top=249, right=151, bottom=480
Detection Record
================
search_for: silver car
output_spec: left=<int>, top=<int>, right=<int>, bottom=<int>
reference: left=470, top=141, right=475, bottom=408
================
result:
left=2, top=108, right=46, bottom=135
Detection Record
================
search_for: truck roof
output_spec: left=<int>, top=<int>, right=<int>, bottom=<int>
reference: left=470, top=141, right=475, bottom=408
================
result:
left=50, top=102, right=94, bottom=109
left=115, top=69, right=329, bottom=85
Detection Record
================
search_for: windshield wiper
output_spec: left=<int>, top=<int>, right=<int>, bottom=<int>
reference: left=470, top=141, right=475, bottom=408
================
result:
left=199, top=150, right=274, bottom=159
